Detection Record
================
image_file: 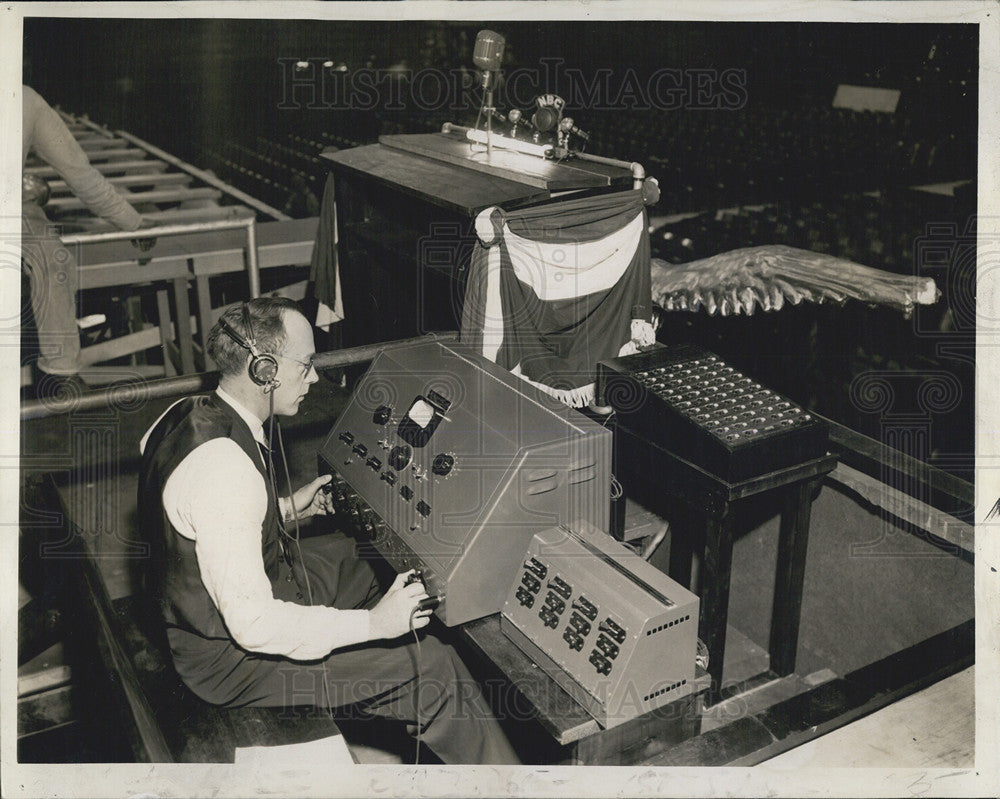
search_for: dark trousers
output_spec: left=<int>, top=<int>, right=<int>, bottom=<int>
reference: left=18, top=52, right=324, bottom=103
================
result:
left=176, top=532, right=518, bottom=765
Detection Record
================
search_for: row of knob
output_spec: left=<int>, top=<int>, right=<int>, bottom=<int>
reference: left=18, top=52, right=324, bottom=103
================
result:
left=515, top=557, right=628, bottom=676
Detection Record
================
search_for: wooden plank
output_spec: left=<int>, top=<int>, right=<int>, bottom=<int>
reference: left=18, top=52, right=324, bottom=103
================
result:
left=194, top=276, right=215, bottom=371
left=74, top=221, right=315, bottom=295
left=76, top=137, right=128, bottom=149
left=173, top=277, right=196, bottom=374
left=122, top=218, right=317, bottom=273
left=156, top=288, right=178, bottom=376
left=17, top=684, right=75, bottom=738
left=25, top=159, right=168, bottom=177
left=48, top=187, right=222, bottom=212
left=48, top=172, right=193, bottom=194
left=828, top=463, right=973, bottom=555
left=70, top=147, right=148, bottom=162
left=190, top=240, right=314, bottom=276
left=78, top=255, right=190, bottom=290
left=26, top=148, right=146, bottom=167
left=18, top=665, right=73, bottom=698
left=828, top=420, right=974, bottom=507
left=79, top=326, right=164, bottom=366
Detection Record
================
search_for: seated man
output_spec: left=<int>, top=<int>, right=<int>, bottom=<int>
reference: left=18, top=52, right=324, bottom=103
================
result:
left=138, top=297, right=518, bottom=764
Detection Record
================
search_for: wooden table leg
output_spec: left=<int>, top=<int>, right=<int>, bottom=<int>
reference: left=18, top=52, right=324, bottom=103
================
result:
left=699, top=501, right=734, bottom=699
left=155, top=288, right=177, bottom=376
left=768, top=477, right=820, bottom=676
left=194, top=275, right=215, bottom=371
left=171, top=277, right=196, bottom=374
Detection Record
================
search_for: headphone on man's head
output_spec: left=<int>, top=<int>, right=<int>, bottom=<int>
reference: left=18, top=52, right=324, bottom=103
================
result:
left=218, top=303, right=280, bottom=389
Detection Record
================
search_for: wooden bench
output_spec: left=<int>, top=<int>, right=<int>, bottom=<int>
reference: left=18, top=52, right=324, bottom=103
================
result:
left=39, top=472, right=352, bottom=763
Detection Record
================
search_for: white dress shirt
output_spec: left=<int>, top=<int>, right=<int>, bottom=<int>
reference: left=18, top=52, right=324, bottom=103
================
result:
left=140, top=388, right=371, bottom=660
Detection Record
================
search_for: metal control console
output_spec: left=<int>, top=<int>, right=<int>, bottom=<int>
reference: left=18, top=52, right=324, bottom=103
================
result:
left=501, top=520, right=699, bottom=728
left=318, top=340, right=611, bottom=626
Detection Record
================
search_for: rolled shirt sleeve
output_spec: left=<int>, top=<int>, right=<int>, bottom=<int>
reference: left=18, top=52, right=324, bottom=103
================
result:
left=162, top=438, right=371, bottom=660
left=23, top=86, right=142, bottom=232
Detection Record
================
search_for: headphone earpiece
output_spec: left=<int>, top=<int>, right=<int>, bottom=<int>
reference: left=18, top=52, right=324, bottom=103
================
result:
left=248, top=352, right=279, bottom=388
left=219, top=303, right=280, bottom=388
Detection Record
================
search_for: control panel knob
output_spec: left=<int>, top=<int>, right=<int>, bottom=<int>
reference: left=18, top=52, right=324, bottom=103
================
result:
left=432, top=453, right=455, bottom=476
left=372, top=405, right=392, bottom=425
left=388, top=444, right=412, bottom=471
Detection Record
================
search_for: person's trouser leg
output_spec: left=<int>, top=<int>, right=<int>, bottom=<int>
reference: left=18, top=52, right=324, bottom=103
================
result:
left=229, top=629, right=518, bottom=765
left=252, top=533, right=520, bottom=764
left=22, top=205, right=81, bottom=375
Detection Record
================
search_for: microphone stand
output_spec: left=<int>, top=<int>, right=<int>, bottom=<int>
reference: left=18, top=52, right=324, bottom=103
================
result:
left=482, top=71, right=495, bottom=159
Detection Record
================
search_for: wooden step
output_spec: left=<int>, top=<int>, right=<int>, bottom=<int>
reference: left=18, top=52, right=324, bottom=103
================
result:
left=47, top=172, right=193, bottom=195
left=75, top=137, right=129, bottom=150
left=25, top=159, right=169, bottom=178
left=47, top=187, right=223, bottom=212
left=25, top=148, right=148, bottom=167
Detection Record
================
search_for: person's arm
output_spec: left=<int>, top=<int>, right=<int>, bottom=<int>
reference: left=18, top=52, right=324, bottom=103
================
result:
left=165, top=438, right=372, bottom=660
left=24, top=86, right=142, bottom=232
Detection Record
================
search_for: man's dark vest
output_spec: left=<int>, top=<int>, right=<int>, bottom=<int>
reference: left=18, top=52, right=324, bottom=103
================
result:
left=138, top=394, right=283, bottom=646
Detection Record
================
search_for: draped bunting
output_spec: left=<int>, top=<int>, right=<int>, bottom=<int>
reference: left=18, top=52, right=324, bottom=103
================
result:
left=461, top=189, right=655, bottom=407
left=308, top=174, right=343, bottom=330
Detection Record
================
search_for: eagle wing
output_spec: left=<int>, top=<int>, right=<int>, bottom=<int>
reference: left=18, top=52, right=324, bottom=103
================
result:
left=651, top=245, right=938, bottom=318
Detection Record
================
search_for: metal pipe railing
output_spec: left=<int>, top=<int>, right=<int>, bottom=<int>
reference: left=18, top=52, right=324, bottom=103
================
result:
left=572, top=151, right=646, bottom=189
left=21, top=332, right=459, bottom=421
left=60, top=217, right=262, bottom=298
left=113, top=129, right=291, bottom=222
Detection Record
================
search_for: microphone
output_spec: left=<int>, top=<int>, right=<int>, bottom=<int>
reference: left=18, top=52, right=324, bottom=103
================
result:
left=472, top=29, right=506, bottom=72
left=508, top=108, right=524, bottom=136
left=508, top=109, right=538, bottom=130
left=532, top=105, right=561, bottom=133
left=559, top=116, right=590, bottom=142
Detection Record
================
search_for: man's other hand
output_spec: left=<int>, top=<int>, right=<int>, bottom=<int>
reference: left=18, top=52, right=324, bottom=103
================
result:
left=369, top=570, right=431, bottom=639
left=130, top=218, right=158, bottom=252
left=287, top=474, right=334, bottom=520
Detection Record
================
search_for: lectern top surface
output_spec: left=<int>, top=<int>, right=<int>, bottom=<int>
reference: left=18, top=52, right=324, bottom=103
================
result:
left=320, top=132, right=632, bottom=216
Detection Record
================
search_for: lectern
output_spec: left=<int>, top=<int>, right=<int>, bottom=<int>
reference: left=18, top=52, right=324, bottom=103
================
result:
left=320, top=129, right=635, bottom=348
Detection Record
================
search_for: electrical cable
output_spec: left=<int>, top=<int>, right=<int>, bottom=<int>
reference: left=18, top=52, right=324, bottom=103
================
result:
left=409, top=605, right=424, bottom=765
left=269, top=390, right=334, bottom=714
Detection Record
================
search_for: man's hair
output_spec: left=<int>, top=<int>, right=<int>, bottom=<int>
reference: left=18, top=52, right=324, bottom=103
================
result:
left=207, top=297, right=305, bottom=378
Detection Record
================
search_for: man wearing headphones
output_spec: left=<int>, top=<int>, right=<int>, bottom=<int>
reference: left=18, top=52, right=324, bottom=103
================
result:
left=138, top=297, right=518, bottom=764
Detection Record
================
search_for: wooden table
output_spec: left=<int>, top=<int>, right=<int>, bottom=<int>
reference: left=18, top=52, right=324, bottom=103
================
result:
left=460, top=614, right=709, bottom=765
left=616, top=424, right=839, bottom=700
